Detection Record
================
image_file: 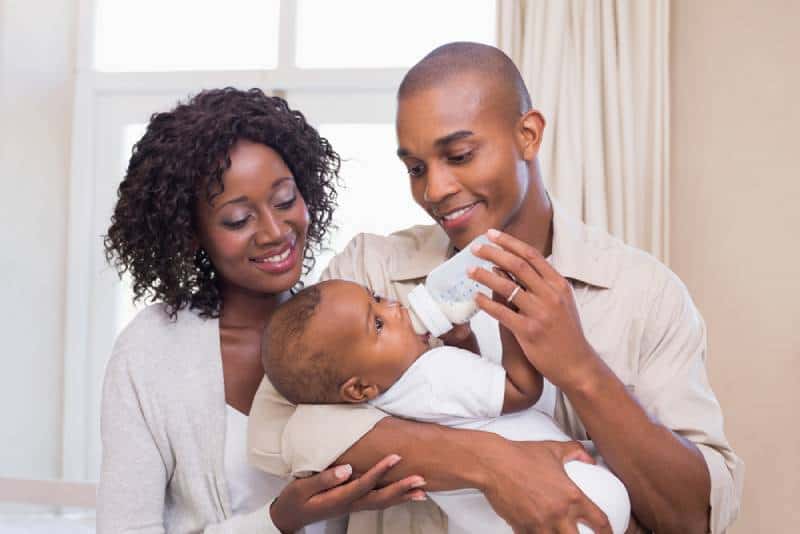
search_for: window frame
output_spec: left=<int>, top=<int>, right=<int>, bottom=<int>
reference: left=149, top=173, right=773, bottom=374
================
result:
left=62, top=0, right=496, bottom=481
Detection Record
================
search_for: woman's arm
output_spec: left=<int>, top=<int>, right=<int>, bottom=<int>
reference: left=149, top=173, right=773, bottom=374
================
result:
left=97, top=347, right=170, bottom=534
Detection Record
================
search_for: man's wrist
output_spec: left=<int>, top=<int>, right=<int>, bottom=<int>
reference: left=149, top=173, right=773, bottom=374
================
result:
left=468, top=431, right=507, bottom=492
left=559, top=345, right=614, bottom=398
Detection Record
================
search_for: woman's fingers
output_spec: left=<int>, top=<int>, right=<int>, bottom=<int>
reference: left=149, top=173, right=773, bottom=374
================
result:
left=349, top=475, right=427, bottom=512
left=309, top=454, right=403, bottom=511
left=298, top=463, right=355, bottom=497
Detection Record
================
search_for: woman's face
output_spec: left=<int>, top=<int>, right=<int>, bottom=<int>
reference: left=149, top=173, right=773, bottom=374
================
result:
left=195, top=139, right=310, bottom=298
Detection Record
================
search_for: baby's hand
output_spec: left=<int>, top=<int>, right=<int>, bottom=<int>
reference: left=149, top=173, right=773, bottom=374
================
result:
left=438, top=323, right=480, bottom=354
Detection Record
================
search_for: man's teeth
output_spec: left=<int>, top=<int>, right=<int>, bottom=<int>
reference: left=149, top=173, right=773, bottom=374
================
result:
left=442, top=204, right=475, bottom=221
left=258, top=248, right=291, bottom=263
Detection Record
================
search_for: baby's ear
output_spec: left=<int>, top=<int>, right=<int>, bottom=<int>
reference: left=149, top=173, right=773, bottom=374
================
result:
left=340, top=377, right=380, bottom=403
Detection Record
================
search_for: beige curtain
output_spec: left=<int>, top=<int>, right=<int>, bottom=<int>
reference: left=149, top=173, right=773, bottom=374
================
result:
left=498, top=0, right=670, bottom=260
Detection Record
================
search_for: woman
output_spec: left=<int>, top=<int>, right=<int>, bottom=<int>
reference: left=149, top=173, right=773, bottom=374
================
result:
left=99, top=88, right=424, bottom=533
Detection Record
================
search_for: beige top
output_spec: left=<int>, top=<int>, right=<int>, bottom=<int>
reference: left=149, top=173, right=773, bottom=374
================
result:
left=248, top=200, right=744, bottom=534
left=98, top=304, right=282, bottom=534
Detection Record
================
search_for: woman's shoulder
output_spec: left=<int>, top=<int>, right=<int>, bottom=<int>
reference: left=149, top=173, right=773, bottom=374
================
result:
left=110, top=303, right=218, bottom=374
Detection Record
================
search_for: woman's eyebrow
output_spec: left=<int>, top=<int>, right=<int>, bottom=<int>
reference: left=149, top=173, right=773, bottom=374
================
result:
left=216, top=195, right=248, bottom=210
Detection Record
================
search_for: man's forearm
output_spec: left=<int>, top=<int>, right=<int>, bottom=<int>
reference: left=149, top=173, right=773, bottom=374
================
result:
left=336, top=417, right=499, bottom=492
left=566, top=356, right=711, bottom=534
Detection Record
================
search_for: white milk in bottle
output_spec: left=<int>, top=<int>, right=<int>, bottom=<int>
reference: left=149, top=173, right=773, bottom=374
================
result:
left=406, top=234, right=496, bottom=336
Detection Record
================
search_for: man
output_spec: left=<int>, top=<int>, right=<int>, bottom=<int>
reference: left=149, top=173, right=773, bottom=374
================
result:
left=249, top=42, right=743, bottom=533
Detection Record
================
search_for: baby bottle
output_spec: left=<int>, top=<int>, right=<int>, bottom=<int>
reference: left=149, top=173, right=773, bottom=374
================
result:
left=407, top=234, right=495, bottom=336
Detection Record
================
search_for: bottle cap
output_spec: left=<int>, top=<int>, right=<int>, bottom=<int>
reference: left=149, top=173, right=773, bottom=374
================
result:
left=407, top=284, right=453, bottom=337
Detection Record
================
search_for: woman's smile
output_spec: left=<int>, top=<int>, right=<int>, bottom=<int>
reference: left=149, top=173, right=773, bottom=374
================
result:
left=250, top=231, right=300, bottom=274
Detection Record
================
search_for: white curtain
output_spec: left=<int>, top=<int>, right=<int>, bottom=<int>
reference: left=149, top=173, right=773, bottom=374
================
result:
left=498, top=0, right=670, bottom=260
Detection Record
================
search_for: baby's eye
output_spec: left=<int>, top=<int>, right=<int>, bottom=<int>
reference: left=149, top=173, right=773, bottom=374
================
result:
left=374, top=316, right=384, bottom=333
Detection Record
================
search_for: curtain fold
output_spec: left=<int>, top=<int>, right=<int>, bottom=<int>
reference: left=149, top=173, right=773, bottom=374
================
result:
left=498, top=0, right=670, bottom=261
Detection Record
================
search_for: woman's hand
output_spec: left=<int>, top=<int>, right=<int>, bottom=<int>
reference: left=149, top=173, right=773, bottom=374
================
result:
left=469, top=229, right=601, bottom=392
left=480, top=439, right=613, bottom=534
left=269, top=454, right=426, bottom=533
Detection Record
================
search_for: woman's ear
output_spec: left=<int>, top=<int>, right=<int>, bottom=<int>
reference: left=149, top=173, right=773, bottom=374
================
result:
left=517, top=109, right=546, bottom=160
left=340, top=377, right=380, bottom=403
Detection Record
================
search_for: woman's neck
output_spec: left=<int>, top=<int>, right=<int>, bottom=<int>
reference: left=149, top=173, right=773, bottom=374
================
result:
left=218, top=284, right=290, bottom=330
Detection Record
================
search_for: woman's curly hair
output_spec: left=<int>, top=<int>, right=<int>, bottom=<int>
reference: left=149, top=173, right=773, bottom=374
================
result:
left=104, top=87, right=340, bottom=319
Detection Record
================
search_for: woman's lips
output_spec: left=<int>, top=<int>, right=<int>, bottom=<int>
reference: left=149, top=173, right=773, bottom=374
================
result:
left=250, top=238, right=300, bottom=275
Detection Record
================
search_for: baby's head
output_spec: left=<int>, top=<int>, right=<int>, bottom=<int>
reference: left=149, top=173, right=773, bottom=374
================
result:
left=262, top=279, right=430, bottom=405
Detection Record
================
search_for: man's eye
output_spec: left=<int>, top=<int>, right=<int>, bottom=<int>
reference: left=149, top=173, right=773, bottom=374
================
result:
left=408, top=165, right=425, bottom=177
left=375, top=316, right=384, bottom=333
left=371, top=291, right=382, bottom=303
left=448, top=152, right=473, bottom=164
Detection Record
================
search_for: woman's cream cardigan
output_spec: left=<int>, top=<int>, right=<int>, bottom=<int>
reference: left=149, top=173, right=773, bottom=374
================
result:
left=97, top=304, right=282, bottom=534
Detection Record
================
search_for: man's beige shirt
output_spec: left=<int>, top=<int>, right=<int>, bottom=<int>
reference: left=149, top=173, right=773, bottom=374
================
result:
left=248, top=201, right=744, bottom=533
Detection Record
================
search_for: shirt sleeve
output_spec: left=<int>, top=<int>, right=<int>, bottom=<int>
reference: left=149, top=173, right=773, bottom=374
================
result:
left=371, top=347, right=507, bottom=426
left=635, top=270, right=745, bottom=534
left=248, top=234, right=391, bottom=478
left=203, top=504, right=282, bottom=534
left=97, top=339, right=170, bottom=534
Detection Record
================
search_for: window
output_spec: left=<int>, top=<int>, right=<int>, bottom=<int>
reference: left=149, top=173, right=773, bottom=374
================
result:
left=65, top=0, right=497, bottom=481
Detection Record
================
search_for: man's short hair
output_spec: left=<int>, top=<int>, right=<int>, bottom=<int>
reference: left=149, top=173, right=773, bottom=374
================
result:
left=398, top=41, right=532, bottom=116
left=261, top=285, right=343, bottom=404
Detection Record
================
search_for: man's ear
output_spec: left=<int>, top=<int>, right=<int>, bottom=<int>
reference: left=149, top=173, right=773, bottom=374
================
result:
left=340, top=376, right=381, bottom=403
left=517, top=109, right=546, bottom=160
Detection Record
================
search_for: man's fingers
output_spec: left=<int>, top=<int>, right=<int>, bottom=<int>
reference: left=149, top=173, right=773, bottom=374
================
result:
left=486, top=228, right=563, bottom=287
left=577, top=504, right=613, bottom=534
left=471, top=238, right=550, bottom=297
left=474, top=293, right=527, bottom=334
left=560, top=441, right=596, bottom=465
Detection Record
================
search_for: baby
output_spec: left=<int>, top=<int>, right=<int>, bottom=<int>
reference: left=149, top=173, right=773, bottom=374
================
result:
left=262, top=279, right=630, bottom=534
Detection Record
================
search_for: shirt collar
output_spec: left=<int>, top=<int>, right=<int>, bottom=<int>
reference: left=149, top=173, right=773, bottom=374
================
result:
left=389, top=197, right=614, bottom=289
left=549, top=198, right=614, bottom=289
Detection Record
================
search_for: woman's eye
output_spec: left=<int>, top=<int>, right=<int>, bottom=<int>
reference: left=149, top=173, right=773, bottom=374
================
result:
left=374, top=316, right=384, bottom=333
left=222, top=217, right=248, bottom=229
left=276, top=196, right=297, bottom=210
left=448, top=152, right=473, bottom=164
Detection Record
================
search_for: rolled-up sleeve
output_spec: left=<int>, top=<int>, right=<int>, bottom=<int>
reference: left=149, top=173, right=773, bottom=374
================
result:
left=636, top=270, right=745, bottom=533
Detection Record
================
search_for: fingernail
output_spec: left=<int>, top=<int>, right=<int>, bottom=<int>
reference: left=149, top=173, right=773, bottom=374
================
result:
left=411, top=493, right=427, bottom=501
left=467, top=266, right=476, bottom=276
left=410, top=477, right=427, bottom=488
left=388, top=454, right=402, bottom=467
left=487, top=228, right=500, bottom=238
left=470, top=244, right=481, bottom=254
left=335, top=464, right=352, bottom=479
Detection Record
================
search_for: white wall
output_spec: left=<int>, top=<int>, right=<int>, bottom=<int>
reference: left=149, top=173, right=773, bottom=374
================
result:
left=671, top=0, right=800, bottom=532
left=0, top=0, right=77, bottom=484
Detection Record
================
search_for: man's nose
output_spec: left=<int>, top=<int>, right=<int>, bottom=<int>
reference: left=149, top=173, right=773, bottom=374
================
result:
left=253, top=210, right=283, bottom=246
left=423, top=164, right=460, bottom=204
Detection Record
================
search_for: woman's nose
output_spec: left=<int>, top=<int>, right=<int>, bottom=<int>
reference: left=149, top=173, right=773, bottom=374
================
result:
left=253, top=211, right=283, bottom=246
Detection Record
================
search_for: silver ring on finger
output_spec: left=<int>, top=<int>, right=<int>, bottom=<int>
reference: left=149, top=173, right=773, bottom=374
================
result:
left=507, top=284, right=522, bottom=304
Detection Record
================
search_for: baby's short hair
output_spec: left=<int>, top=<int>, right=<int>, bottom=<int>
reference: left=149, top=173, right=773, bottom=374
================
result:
left=262, top=284, right=344, bottom=404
